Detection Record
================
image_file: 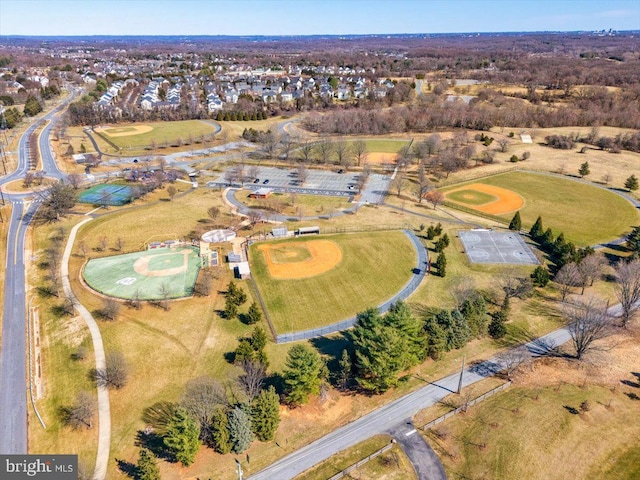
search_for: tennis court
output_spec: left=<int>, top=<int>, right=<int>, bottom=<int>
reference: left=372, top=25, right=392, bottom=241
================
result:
left=78, top=184, right=139, bottom=206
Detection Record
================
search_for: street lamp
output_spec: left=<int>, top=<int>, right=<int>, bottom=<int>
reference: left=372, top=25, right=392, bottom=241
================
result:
left=235, top=458, right=243, bottom=480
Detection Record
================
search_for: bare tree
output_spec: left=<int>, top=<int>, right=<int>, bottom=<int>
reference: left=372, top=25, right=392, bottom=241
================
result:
left=101, top=298, right=121, bottom=321
left=563, top=296, right=612, bottom=360
left=98, top=235, right=108, bottom=252
left=207, top=206, right=220, bottom=222
left=500, top=273, right=533, bottom=300
left=353, top=140, right=368, bottom=167
left=167, top=185, right=177, bottom=200
left=94, top=352, right=129, bottom=389
left=247, top=209, right=263, bottom=226
left=115, top=236, right=125, bottom=252
left=296, top=163, right=309, bottom=185
left=498, top=139, right=510, bottom=153
left=67, top=173, right=83, bottom=190
left=555, top=263, right=580, bottom=301
left=424, top=134, right=442, bottom=156
left=317, top=140, right=334, bottom=165
left=499, top=347, right=530, bottom=380
left=335, top=140, right=351, bottom=168
left=392, top=169, right=406, bottom=197
left=158, top=283, right=171, bottom=311
left=181, top=376, right=227, bottom=441
left=415, top=163, right=431, bottom=203
left=237, top=360, right=267, bottom=402
left=614, top=259, right=640, bottom=327
left=298, top=141, right=314, bottom=164
left=424, top=190, right=445, bottom=209
left=248, top=165, right=260, bottom=181
left=61, top=391, right=95, bottom=430
left=577, top=254, right=605, bottom=292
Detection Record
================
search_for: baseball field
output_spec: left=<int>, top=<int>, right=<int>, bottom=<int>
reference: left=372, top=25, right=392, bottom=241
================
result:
left=94, top=120, right=218, bottom=150
left=249, top=231, right=416, bottom=333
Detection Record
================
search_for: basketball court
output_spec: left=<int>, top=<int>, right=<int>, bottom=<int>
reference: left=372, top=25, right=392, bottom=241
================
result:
left=459, top=230, right=538, bottom=265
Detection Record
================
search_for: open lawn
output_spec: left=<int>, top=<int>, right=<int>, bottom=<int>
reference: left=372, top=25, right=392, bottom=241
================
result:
left=249, top=231, right=416, bottom=333
left=441, top=171, right=638, bottom=246
left=94, top=120, right=218, bottom=152
left=294, top=435, right=416, bottom=480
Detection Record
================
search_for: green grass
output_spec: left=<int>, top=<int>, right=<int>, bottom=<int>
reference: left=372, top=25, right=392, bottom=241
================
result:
left=99, top=120, right=217, bottom=150
left=250, top=231, right=416, bottom=333
left=83, top=247, right=201, bottom=300
left=445, top=189, right=497, bottom=206
left=426, top=384, right=640, bottom=480
left=269, top=244, right=312, bottom=263
left=441, top=171, right=639, bottom=246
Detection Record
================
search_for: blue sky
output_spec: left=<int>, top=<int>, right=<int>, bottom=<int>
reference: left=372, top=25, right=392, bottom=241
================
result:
left=1, top=0, right=639, bottom=36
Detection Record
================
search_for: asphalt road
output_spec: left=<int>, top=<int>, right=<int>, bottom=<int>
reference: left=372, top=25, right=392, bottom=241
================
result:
left=388, top=422, right=447, bottom=480
left=0, top=93, right=75, bottom=454
left=247, top=326, right=573, bottom=480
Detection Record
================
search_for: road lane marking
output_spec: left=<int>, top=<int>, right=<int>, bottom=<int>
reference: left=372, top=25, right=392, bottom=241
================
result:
left=405, top=429, right=417, bottom=436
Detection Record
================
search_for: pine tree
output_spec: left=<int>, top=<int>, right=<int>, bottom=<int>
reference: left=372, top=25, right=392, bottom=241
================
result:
left=224, top=297, right=238, bottom=319
left=245, top=302, right=262, bottom=325
left=435, top=252, right=447, bottom=277
left=434, top=222, right=443, bottom=236
left=137, top=448, right=160, bottom=480
left=352, top=324, right=406, bottom=393
left=163, top=408, right=200, bottom=466
left=209, top=406, right=231, bottom=454
left=509, top=211, right=522, bottom=231
left=627, top=226, right=640, bottom=257
left=578, top=161, right=590, bottom=178
left=283, top=344, right=327, bottom=405
left=531, top=266, right=551, bottom=287
left=540, top=228, right=554, bottom=247
left=338, top=348, right=352, bottom=389
left=228, top=406, right=253, bottom=453
left=424, top=316, right=447, bottom=360
left=386, top=301, right=425, bottom=363
left=529, top=216, right=544, bottom=239
left=488, top=311, right=507, bottom=339
left=625, top=174, right=639, bottom=192
left=234, top=338, right=256, bottom=365
left=251, top=386, right=280, bottom=442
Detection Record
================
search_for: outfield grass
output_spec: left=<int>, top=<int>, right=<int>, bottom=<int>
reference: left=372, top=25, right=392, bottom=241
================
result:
left=249, top=231, right=416, bottom=333
left=426, top=384, right=640, bottom=480
left=294, top=435, right=416, bottom=480
left=97, top=120, right=218, bottom=150
left=441, top=171, right=639, bottom=246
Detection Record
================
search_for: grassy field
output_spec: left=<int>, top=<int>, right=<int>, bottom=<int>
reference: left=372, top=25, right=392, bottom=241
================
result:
left=249, top=231, right=416, bottom=333
left=294, top=435, right=416, bottom=480
left=441, top=171, right=638, bottom=246
left=235, top=191, right=352, bottom=217
left=426, top=383, right=640, bottom=480
left=95, top=120, right=218, bottom=152
left=445, top=188, right=497, bottom=206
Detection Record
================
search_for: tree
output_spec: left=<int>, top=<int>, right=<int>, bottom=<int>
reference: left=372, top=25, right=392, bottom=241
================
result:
left=181, top=376, right=226, bottom=442
left=392, top=169, right=406, bottom=197
left=38, top=181, right=76, bottom=222
left=245, top=302, right=262, bottom=325
left=226, top=280, right=247, bottom=306
left=488, top=311, right=507, bottom=339
left=163, top=407, right=200, bottom=466
left=508, top=211, right=522, bottom=231
left=614, top=259, right=640, bottom=327
left=555, top=263, right=580, bottom=301
left=415, top=163, right=431, bottom=203
left=237, top=360, right=266, bottom=402
left=577, top=253, right=605, bottom=292
left=353, top=139, right=368, bottom=166
left=578, top=161, right=590, bottom=178
left=531, top=266, right=551, bottom=287
left=23, top=95, right=43, bottom=116
left=283, top=344, right=327, bottom=405
left=94, top=351, right=128, bottom=389
left=529, top=216, right=544, bottom=240
left=209, top=406, right=231, bottom=454
left=627, top=226, right=640, bottom=257
left=296, top=163, right=309, bottom=185
left=337, top=348, right=352, bottom=390
left=424, top=315, right=447, bottom=359
left=100, top=298, right=121, bottom=321
left=435, top=252, right=447, bottom=277
left=167, top=185, right=177, bottom=200
left=625, top=174, right=639, bottom=192
left=498, top=138, right=510, bottom=153
left=67, top=173, right=83, bottom=189
left=425, top=190, right=445, bottom=209
left=251, top=386, right=280, bottom=442
left=563, top=296, right=612, bottom=359
left=207, top=206, right=220, bottom=222
left=227, top=406, right=253, bottom=453
left=61, top=391, right=95, bottom=430
left=136, top=448, right=160, bottom=480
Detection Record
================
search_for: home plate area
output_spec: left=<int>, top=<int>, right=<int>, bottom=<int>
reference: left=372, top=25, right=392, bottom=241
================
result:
left=459, top=230, right=538, bottom=265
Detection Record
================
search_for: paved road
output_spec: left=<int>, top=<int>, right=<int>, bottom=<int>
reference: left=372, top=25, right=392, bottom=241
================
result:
left=0, top=92, right=77, bottom=454
left=388, top=422, right=446, bottom=480
left=247, top=327, right=574, bottom=480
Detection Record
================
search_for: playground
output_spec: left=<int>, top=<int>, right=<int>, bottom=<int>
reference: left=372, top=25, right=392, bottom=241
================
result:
left=83, top=246, right=201, bottom=300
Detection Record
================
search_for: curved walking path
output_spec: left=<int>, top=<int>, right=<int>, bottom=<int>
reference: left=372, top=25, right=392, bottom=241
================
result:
left=61, top=217, right=111, bottom=480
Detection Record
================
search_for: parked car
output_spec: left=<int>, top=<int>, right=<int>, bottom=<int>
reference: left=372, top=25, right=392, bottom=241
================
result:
left=263, top=179, right=270, bottom=184
left=253, top=178, right=260, bottom=183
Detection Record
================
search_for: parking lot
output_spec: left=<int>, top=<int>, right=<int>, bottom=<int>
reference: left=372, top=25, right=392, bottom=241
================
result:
left=207, top=166, right=391, bottom=202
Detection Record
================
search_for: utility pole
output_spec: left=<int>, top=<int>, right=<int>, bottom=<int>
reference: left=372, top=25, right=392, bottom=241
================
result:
left=457, top=354, right=466, bottom=394
left=235, top=458, right=243, bottom=480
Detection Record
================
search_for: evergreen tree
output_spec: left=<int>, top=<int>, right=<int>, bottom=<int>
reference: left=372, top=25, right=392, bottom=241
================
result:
left=426, top=225, right=436, bottom=240
left=435, top=252, right=447, bottom=277
left=338, top=348, right=352, bottom=389
left=224, top=297, right=238, bottom=319
left=529, top=216, right=544, bottom=240
left=625, top=174, right=639, bottom=192
left=509, top=211, right=522, bottom=231
left=137, top=448, right=160, bottom=480
left=434, top=222, right=443, bottom=236
left=283, top=344, right=327, bottom=405
left=227, top=406, right=253, bottom=454
left=245, top=302, right=262, bottom=325
left=424, top=315, right=447, bottom=360
left=627, top=226, right=640, bottom=257
left=209, top=406, right=231, bottom=454
left=578, top=161, right=590, bottom=178
left=163, top=408, right=200, bottom=467
left=234, top=338, right=256, bottom=365
left=250, top=326, right=267, bottom=351
left=450, top=310, right=471, bottom=349
left=531, top=266, right=551, bottom=287
left=540, top=227, right=554, bottom=248
left=251, top=386, right=280, bottom=442
left=23, top=95, right=43, bottom=116
left=386, top=301, right=425, bottom=363
left=434, top=237, right=446, bottom=253
left=488, top=311, right=507, bottom=339
left=460, top=294, right=488, bottom=339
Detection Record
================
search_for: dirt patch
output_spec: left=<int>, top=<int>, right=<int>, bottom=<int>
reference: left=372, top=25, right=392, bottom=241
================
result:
left=258, top=240, right=342, bottom=279
left=445, top=183, right=524, bottom=215
left=95, top=125, right=153, bottom=137
left=367, top=152, right=398, bottom=165
left=133, top=250, right=191, bottom=277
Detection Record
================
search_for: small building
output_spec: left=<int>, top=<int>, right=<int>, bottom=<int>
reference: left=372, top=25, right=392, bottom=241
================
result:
left=520, top=133, right=533, bottom=144
left=249, top=188, right=272, bottom=199
left=296, top=226, right=320, bottom=236
left=235, top=261, right=251, bottom=279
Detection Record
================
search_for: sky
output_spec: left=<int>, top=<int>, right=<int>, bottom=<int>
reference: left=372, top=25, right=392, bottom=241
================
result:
left=0, top=0, right=639, bottom=36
